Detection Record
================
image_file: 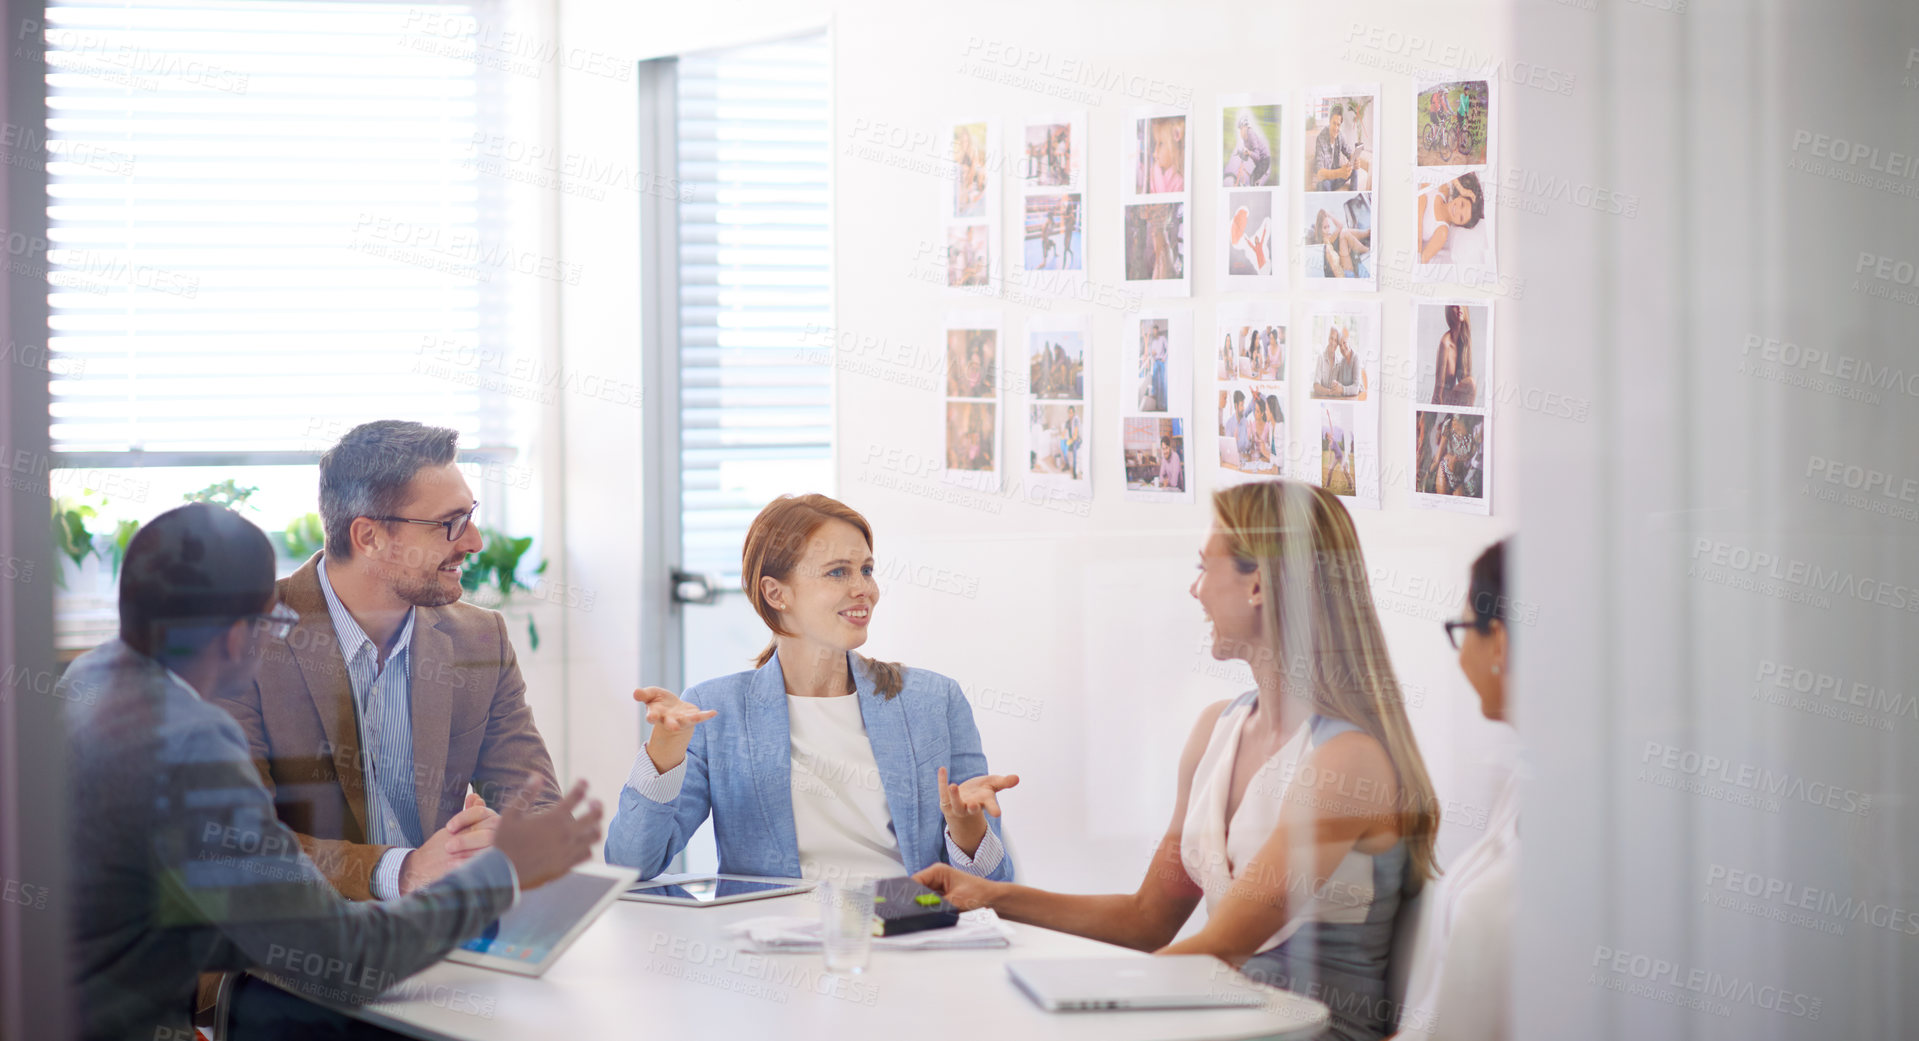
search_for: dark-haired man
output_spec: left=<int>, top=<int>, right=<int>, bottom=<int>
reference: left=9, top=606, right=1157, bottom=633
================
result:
left=62, top=503, right=602, bottom=1041
left=211, top=421, right=559, bottom=902
left=1312, top=105, right=1356, bottom=191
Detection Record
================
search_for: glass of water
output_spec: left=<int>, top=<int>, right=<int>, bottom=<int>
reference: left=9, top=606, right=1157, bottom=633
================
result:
left=817, top=879, right=876, bottom=974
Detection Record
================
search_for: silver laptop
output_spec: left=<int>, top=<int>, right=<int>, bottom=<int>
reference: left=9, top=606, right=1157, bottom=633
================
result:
left=1006, top=955, right=1269, bottom=1011
left=1218, top=434, right=1242, bottom=468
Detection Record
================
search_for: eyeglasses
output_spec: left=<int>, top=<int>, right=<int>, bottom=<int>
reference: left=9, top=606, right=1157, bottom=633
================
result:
left=253, top=603, right=300, bottom=640
left=371, top=501, right=479, bottom=542
left=1442, top=619, right=1483, bottom=650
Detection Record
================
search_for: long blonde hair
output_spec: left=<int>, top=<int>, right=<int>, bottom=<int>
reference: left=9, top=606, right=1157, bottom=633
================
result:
left=1211, top=479, right=1441, bottom=888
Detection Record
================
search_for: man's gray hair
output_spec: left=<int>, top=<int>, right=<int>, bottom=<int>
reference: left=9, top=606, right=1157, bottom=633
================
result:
left=318, top=420, right=459, bottom=560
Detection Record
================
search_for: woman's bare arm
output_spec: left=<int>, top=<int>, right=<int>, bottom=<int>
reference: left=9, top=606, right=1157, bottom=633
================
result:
left=917, top=701, right=1228, bottom=951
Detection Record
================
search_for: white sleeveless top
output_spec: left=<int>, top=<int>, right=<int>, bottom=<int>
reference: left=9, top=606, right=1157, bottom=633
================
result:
left=1179, top=695, right=1381, bottom=954
left=1418, top=184, right=1448, bottom=262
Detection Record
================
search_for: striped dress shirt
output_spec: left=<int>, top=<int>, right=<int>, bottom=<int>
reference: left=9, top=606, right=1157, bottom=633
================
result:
left=317, top=557, right=425, bottom=899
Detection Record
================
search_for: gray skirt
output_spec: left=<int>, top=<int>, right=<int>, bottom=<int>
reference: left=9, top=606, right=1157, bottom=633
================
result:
left=1236, top=842, right=1408, bottom=1041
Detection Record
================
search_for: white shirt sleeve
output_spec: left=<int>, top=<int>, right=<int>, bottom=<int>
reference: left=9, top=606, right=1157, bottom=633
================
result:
left=1427, top=856, right=1516, bottom=1041
left=624, top=748, right=688, bottom=804
left=943, top=826, right=1004, bottom=878
left=371, top=846, right=412, bottom=900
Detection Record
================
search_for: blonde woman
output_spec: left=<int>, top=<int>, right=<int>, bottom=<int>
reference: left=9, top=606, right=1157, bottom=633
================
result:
left=919, top=480, right=1438, bottom=1041
left=953, top=127, right=987, bottom=217
left=1146, top=116, right=1185, bottom=193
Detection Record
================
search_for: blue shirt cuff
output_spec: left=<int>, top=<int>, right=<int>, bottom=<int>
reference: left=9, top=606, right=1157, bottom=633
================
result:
left=944, top=826, right=1003, bottom=877
left=625, top=748, right=687, bottom=803
left=496, top=848, right=521, bottom=908
left=372, top=845, right=412, bottom=899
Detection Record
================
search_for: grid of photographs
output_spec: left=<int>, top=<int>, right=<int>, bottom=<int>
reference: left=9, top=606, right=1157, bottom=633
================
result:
left=1300, top=85, right=1379, bottom=291
left=1218, top=94, right=1285, bottom=291
left=1123, top=107, right=1191, bottom=297
left=1120, top=308, right=1192, bottom=502
left=943, top=311, right=1002, bottom=492
left=1410, top=300, right=1492, bottom=513
left=944, top=119, right=999, bottom=293
left=1307, top=300, right=1381, bottom=509
left=1022, top=314, right=1091, bottom=500
left=1213, top=302, right=1288, bottom=484
left=1015, top=112, right=1086, bottom=297
left=1414, top=73, right=1497, bottom=285
left=912, top=86, right=1505, bottom=518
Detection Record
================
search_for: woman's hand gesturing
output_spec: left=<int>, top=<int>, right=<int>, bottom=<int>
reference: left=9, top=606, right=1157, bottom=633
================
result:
left=633, top=687, right=717, bottom=773
left=937, top=765, right=1020, bottom=858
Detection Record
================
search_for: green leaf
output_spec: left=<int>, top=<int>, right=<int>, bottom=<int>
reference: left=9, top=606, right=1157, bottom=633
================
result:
left=51, top=500, right=97, bottom=568
left=107, top=519, right=140, bottom=578
left=184, top=479, right=259, bottom=510
left=278, top=512, right=325, bottom=562
left=457, top=526, right=548, bottom=617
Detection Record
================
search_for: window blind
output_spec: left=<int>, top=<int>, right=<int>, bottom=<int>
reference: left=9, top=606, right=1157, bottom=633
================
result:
left=675, top=35, right=833, bottom=581
left=42, top=0, right=509, bottom=457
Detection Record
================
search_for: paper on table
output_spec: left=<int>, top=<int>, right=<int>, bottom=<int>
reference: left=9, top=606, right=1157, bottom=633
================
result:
left=724, top=908, right=1015, bottom=952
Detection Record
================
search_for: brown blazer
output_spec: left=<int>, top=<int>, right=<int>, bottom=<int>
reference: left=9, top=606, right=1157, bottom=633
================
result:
left=211, top=553, right=559, bottom=900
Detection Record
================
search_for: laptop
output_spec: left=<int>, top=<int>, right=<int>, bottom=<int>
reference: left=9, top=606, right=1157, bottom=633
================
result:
left=1218, top=434, right=1241, bottom=468
left=1006, top=955, right=1269, bottom=1012
left=445, top=864, right=638, bottom=978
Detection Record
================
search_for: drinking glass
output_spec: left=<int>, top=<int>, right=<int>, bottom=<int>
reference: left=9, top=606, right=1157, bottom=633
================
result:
left=817, top=879, right=876, bottom=974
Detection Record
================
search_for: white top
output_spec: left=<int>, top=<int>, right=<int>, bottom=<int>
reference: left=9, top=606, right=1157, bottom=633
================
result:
left=1418, top=184, right=1449, bottom=263
left=1179, top=699, right=1378, bottom=954
left=787, top=693, right=907, bottom=885
left=1400, top=759, right=1520, bottom=1041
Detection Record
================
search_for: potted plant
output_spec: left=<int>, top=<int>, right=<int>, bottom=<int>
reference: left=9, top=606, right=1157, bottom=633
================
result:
left=275, top=511, right=325, bottom=563
left=459, top=527, right=548, bottom=650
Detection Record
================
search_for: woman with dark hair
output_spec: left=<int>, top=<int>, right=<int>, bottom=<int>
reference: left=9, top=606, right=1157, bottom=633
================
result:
left=1262, top=393, right=1284, bottom=464
left=1417, top=171, right=1484, bottom=264
left=1311, top=208, right=1372, bottom=278
left=917, top=481, right=1439, bottom=1041
left=1431, top=304, right=1477, bottom=407
left=1396, top=539, right=1519, bottom=1041
left=607, top=494, right=1018, bottom=885
left=1436, top=415, right=1482, bottom=497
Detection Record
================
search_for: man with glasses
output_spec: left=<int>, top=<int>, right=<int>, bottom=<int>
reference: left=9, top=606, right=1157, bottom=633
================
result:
left=210, top=420, right=561, bottom=904
left=64, top=503, right=602, bottom=1041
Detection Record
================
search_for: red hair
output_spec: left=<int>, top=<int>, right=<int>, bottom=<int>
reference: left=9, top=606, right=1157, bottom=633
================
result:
left=741, top=494, right=904, bottom=697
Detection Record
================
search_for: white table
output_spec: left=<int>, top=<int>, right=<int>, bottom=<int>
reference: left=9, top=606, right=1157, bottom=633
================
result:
left=333, top=892, right=1330, bottom=1041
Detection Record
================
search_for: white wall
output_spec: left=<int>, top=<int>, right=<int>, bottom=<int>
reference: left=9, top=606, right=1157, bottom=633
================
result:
left=554, top=0, right=1526, bottom=902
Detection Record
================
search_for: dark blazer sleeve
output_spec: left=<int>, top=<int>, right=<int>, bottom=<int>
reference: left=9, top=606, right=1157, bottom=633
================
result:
left=215, top=675, right=391, bottom=902
left=469, top=611, right=561, bottom=814
left=163, top=714, right=516, bottom=1007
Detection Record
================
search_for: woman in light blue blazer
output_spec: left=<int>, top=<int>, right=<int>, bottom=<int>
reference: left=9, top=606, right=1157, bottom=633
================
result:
left=607, top=493, right=1018, bottom=884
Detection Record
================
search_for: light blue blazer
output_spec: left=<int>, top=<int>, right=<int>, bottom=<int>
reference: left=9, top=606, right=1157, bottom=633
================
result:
left=606, top=651, right=1015, bottom=882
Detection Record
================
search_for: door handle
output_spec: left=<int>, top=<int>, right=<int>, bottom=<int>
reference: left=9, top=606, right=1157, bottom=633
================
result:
left=670, top=568, right=720, bottom=605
